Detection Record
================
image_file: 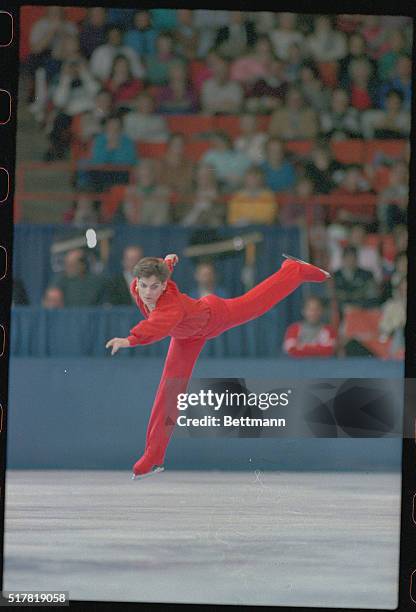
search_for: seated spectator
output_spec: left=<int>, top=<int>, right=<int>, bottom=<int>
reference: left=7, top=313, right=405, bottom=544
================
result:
left=361, top=15, right=389, bottom=60
left=145, top=31, right=179, bottom=85
left=279, top=176, right=321, bottom=225
left=234, top=113, right=267, bottom=164
left=123, top=10, right=157, bottom=57
left=29, top=32, right=83, bottom=122
left=63, top=192, right=101, bottom=226
left=26, top=6, right=78, bottom=86
left=347, top=224, right=383, bottom=282
left=336, top=14, right=363, bottom=35
left=12, top=278, right=30, bottom=306
left=155, top=133, right=194, bottom=203
left=371, top=89, right=410, bottom=139
left=107, top=9, right=135, bottom=29
left=79, top=114, right=137, bottom=191
left=251, top=11, right=276, bottom=35
left=193, top=10, right=230, bottom=58
left=118, top=158, right=171, bottom=225
left=179, top=163, right=224, bottom=227
left=78, top=88, right=114, bottom=144
left=333, top=245, right=380, bottom=313
left=376, top=160, right=408, bottom=232
left=201, top=55, right=244, bottom=115
left=377, top=29, right=408, bottom=82
left=90, top=25, right=144, bottom=82
left=227, top=166, right=277, bottom=226
left=215, top=10, right=257, bottom=60
left=331, top=164, right=371, bottom=197
left=49, top=249, right=106, bottom=306
left=306, top=15, right=347, bottom=62
left=174, top=9, right=199, bottom=60
left=379, top=54, right=412, bottom=112
left=299, top=62, right=331, bottom=112
left=259, top=137, right=296, bottom=193
left=379, top=276, right=406, bottom=359
left=123, top=91, right=168, bottom=142
left=46, top=57, right=100, bottom=160
left=230, top=35, right=274, bottom=85
left=79, top=7, right=107, bottom=59
left=189, top=261, right=230, bottom=298
left=283, top=296, right=337, bottom=357
left=320, top=88, right=361, bottom=140
left=338, top=32, right=376, bottom=88
left=105, top=55, right=143, bottom=110
left=381, top=250, right=407, bottom=302
left=104, top=244, right=144, bottom=305
left=156, top=61, right=198, bottom=114
left=42, top=286, right=64, bottom=308
left=245, top=57, right=288, bottom=113
left=269, top=86, right=319, bottom=140
left=269, top=12, right=304, bottom=60
left=190, top=48, right=217, bottom=95
left=284, top=42, right=304, bottom=83
left=303, top=143, right=344, bottom=194
left=347, top=57, right=379, bottom=111
left=150, top=8, right=178, bottom=31
left=201, top=131, right=251, bottom=191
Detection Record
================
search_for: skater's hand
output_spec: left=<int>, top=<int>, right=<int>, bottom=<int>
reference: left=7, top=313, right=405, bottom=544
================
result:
left=164, top=254, right=178, bottom=266
left=105, top=337, right=130, bottom=355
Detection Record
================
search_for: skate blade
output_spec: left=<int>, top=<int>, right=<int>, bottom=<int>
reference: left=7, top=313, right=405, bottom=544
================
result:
left=131, top=466, right=165, bottom=480
left=282, top=253, right=331, bottom=278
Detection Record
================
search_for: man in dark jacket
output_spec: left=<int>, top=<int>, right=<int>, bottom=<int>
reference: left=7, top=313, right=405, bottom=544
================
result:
left=334, top=245, right=380, bottom=313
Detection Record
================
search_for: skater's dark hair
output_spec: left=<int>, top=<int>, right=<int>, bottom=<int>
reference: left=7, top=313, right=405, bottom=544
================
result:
left=133, top=257, right=170, bottom=282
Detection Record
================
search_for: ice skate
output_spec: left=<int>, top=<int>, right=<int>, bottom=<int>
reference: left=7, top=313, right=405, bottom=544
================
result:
left=131, top=465, right=165, bottom=480
left=282, top=253, right=331, bottom=282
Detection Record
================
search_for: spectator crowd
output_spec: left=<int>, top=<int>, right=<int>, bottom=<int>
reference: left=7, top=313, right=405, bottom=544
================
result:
left=17, top=8, right=410, bottom=360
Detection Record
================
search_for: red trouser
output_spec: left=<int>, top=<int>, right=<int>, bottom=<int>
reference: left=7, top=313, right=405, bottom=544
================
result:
left=134, top=259, right=305, bottom=473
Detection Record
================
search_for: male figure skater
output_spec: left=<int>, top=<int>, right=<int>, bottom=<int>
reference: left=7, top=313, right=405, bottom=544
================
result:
left=106, top=253, right=330, bottom=479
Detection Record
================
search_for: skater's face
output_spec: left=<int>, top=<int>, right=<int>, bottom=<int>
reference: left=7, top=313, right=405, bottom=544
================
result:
left=137, top=275, right=167, bottom=305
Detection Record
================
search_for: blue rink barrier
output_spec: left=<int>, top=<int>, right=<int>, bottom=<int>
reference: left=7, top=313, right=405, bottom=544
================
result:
left=11, top=305, right=298, bottom=358
left=7, top=357, right=403, bottom=471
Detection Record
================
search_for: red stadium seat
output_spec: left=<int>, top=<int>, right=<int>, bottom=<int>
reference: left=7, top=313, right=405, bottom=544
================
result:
left=343, top=307, right=382, bottom=340
left=258, top=116, right=270, bottom=131
left=185, top=140, right=211, bottom=161
left=214, top=116, right=241, bottom=138
left=166, top=115, right=214, bottom=136
left=318, top=62, right=339, bottom=88
left=342, top=306, right=392, bottom=358
left=381, top=235, right=397, bottom=263
left=331, top=140, right=365, bottom=164
left=285, top=141, right=313, bottom=157
left=64, top=7, right=87, bottom=22
left=137, top=142, right=167, bottom=158
left=364, top=140, right=406, bottom=164
left=101, top=185, right=127, bottom=222
left=371, top=165, right=391, bottom=192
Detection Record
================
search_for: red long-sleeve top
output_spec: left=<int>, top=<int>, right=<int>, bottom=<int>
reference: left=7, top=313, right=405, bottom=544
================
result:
left=127, top=257, right=211, bottom=346
left=283, top=322, right=337, bottom=357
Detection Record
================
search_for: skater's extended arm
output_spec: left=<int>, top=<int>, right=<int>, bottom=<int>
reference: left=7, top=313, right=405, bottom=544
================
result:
left=127, top=302, right=184, bottom=345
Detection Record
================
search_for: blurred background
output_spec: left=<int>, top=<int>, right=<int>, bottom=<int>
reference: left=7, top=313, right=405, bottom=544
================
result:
left=8, top=7, right=410, bottom=469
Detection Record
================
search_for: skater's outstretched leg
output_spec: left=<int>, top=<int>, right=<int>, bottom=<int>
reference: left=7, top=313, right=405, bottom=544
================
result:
left=133, top=336, right=206, bottom=476
left=221, top=257, right=329, bottom=331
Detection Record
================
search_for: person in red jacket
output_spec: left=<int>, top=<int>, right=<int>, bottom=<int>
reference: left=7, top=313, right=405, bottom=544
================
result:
left=283, top=295, right=337, bottom=357
left=106, top=253, right=330, bottom=479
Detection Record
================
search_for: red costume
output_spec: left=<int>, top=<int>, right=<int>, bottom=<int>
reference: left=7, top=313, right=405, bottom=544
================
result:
left=127, top=256, right=328, bottom=476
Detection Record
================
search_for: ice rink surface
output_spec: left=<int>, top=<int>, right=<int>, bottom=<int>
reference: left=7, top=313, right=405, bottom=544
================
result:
left=3, top=470, right=400, bottom=609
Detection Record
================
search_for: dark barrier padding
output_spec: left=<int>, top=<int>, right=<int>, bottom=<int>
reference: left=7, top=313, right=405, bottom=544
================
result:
left=7, top=357, right=403, bottom=470
left=11, top=306, right=294, bottom=358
